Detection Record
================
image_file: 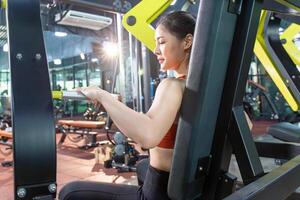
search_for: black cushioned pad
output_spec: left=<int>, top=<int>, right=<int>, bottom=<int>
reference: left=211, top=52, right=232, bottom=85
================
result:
left=267, top=122, right=300, bottom=143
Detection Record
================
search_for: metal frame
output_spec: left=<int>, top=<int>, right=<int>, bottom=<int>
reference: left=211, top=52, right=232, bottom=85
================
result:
left=264, top=12, right=300, bottom=107
left=169, top=0, right=300, bottom=199
left=202, top=1, right=264, bottom=198
left=225, top=155, right=300, bottom=200
left=256, top=140, right=300, bottom=159
left=7, top=0, right=56, bottom=199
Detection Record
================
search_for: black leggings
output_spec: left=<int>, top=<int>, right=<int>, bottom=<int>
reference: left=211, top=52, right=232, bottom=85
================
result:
left=59, top=164, right=171, bottom=200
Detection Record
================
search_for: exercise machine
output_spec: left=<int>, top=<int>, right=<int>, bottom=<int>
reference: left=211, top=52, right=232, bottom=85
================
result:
left=244, top=80, right=280, bottom=120
left=8, top=0, right=300, bottom=200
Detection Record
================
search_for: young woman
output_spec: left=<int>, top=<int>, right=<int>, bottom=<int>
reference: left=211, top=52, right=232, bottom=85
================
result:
left=59, top=11, right=195, bottom=200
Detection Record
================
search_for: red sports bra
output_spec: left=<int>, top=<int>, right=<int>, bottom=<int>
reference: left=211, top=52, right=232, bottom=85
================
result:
left=157, top=123, right=178, bottom=149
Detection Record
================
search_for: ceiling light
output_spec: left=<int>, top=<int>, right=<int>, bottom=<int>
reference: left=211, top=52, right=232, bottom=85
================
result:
left=53, top=59, right=62, bottom=65
left=3, top=43, right=8, bottom=52
left=91, top=58, right=99, bottom=63
left=103, top=41, right=118, bottom=57
left=80, top=53, right=85, bottom=60
left=54, top=31, right=67, bottom=37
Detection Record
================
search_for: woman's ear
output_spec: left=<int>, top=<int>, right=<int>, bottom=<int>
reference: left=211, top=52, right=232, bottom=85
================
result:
left=184, top=34, right=193, bottom=50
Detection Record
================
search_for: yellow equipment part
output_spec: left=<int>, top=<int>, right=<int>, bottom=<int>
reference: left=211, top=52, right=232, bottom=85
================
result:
left=1, top=0, right=6, bottom=9
left=122, top=0, right=173, bottom=52
left=280, top=23, right=300, bottom=66
left=254, top=10, right=299, bottom=111
left=52, top=90, right=87, bottom=100
left=52, top=91, right=63, bottom=99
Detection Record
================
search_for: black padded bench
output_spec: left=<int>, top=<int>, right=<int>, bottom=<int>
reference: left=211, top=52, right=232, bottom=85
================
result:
left=0, top=129, right=12, bottom=139
left=57, top=120, right=106, bottom=148
left=0, top=130, right=13, bottom=167
left=267, top=122, right=300, bottom=143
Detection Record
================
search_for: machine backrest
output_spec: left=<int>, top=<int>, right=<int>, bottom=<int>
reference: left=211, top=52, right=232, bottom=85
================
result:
left=168, top=0, right=239, bottom=199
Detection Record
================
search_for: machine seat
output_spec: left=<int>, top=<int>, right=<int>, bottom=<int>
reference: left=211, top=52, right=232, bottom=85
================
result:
left=57, top=120, right=105, bottom=129
left=0, top=130, right=12, bottom=139
left=267, top=122, right=300, bottom=143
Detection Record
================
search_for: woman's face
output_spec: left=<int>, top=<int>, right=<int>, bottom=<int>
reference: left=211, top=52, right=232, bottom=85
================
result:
left=154, top=25, right=186, bottom=71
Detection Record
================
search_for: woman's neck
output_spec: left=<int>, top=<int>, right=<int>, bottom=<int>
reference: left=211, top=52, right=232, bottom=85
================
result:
left=175, top=60, right=188, bottom=78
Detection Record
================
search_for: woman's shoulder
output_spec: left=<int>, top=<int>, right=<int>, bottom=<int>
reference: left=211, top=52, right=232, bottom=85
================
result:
left=160, top=77, right=185, bottom=84
left=159, top=77, right=185, bottom=92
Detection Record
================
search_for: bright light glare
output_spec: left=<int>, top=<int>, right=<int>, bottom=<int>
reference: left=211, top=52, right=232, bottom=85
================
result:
left=53, top=59, right=62, bottom=65
left=80, top=53, right=85, bottom=60
left=55, top=31, right=67, bottom=37
left=91, top=58, right=99, bottom=63
left=139, top=69, right=144, bottom=76
left=171, top=0, right=177, bottom=5
left=103, top=41, right=119, bottom=57
left=3, top=43, right=8, bottom=52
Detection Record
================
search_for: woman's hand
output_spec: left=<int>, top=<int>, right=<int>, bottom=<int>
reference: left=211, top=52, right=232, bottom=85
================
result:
left=78, top=85, right=102, bottom=102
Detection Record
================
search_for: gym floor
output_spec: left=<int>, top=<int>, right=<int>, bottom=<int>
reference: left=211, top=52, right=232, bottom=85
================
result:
left=0, top=120, right=275, bottom=200
left=0, top=133, right=139, bottom=200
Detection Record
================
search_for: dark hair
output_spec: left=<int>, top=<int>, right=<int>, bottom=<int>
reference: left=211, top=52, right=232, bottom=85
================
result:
left=156, top=11, right=196, bottom=40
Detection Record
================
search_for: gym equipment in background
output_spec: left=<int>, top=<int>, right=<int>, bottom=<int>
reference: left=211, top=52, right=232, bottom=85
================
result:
left=56, top=119, right=105, bottom=149
left=254, top=10, right=300, bottom=111
left=244, top=80, right=280, bottom=120
left=103, top=131, right=143, bottom=173
left=0, top=113, right=12, bottom=158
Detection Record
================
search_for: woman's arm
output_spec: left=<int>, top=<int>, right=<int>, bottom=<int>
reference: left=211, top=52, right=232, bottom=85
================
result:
left=81, top=78, right=184, bottom=149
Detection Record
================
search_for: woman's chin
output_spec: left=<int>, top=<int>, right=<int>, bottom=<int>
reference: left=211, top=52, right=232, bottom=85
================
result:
left=160, top=64, right=178, bottom=71
left=160, top=65, right=170, bottom=72
left=160, top=65, right=168, bottom=71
